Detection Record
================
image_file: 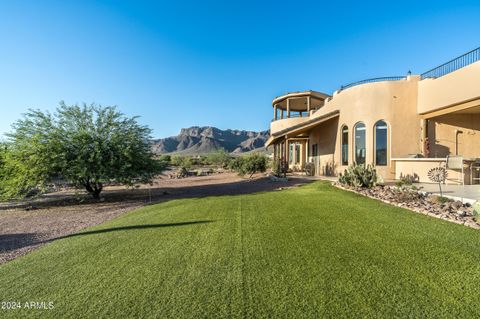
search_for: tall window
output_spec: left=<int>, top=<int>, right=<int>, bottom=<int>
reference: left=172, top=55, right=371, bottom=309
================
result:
left=341, top=126, right=348, bottom=165
left=375, top=120, right=388, bottom=166
left=354, top=123, right=366, bottom=165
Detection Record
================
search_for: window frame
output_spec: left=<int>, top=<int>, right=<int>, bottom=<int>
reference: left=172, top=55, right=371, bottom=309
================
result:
left=341, top=125, right=349, bottom=166
left=353, top=122, right=366, bottom=165
left=374, top=120, right=388, bottom=166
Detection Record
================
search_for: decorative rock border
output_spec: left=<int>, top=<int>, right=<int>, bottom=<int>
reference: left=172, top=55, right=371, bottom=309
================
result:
left=334, top=183, right=480, bottom=230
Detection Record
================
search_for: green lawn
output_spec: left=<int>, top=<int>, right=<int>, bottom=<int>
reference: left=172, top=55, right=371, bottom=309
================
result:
left=1, top=181, right=480, bottom=318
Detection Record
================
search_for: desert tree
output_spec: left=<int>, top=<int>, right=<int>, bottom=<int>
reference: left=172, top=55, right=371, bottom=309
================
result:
left=3, top=102, right=163, bottom=199
left=229, top=153, right=267, bottom=178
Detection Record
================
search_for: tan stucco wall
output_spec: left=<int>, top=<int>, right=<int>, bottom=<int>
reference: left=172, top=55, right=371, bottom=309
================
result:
left=269, top=61, right=480, bottom=181
left=418, top=61, right=480, bottom=114
left=428, top=113, right=480, bottom=158
left=308, top=77, right=421, bottom=179
left=393, top=159, right=473, bottom=185
left=271, top=117, right=309, bottom=135
left=308, top=117, right=338, bottom=175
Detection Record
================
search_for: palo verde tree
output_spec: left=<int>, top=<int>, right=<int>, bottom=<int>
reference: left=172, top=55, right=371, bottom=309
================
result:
left=229, top=153, right=268, bottom=178
left=3, top=102, right=163, bottom=199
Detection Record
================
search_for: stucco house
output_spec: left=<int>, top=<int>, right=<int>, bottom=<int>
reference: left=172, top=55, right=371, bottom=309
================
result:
left=266, top=47, right=480, bottom=185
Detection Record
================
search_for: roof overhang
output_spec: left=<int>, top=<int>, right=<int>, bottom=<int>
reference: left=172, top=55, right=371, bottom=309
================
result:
left=265, top=110, right=340, bottom=147
left=272, top=90, right=331, bottom=111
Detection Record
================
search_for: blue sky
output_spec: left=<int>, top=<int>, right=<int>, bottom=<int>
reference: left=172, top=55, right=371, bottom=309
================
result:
left=0, top=1, right=479, bottom=138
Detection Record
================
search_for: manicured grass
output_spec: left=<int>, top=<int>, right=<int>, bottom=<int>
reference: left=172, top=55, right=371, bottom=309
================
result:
left=1, top=181, right=480, bottom=318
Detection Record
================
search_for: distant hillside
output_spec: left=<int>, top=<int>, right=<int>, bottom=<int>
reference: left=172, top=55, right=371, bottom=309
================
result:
left=151, top=126, right=270, bottom=155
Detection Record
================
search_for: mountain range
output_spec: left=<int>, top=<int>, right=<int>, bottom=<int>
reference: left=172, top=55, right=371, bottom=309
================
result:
left=151, top=126, right=270, bottom=155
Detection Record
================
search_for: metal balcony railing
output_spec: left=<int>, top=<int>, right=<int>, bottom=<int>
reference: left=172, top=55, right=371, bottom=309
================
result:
left=421, top=47, right=480, bottom=80
left=339, top=76, right=407, bottom=92
left=271, top=113, right=308, bottom=122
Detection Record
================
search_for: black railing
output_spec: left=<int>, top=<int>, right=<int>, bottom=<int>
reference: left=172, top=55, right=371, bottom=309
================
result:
left=339, top=76, right=406, bottom=91
left=271, top=112, right=308, bottom=122
left=421, top=47, right=480, bottom=80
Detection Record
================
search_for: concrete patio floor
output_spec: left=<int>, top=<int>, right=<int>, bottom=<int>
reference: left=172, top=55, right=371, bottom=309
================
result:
left=415, top=183, right=480, bottom=204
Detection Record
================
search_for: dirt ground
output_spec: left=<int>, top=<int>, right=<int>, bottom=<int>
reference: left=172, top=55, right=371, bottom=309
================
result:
left=0, top=172, right=313, bottom=264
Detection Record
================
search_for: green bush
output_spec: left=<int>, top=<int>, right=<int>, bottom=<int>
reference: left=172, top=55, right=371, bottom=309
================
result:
left=158, top=154, right=171, bottom=163
left=272, top=159, right=288, bottom=178
left=473, top=203, right=480, bottom=222
left=339, top=163, right=378, bottom=188
left=177, top=166, right=189, bottom=178
left=171, top=156, right=193, bottom=168
left=170, top=155, right=182, bottom=166
left=230, top=153, right=267, bottom=178
left=206, top=149, right=231, bottom=168
left=228, top=156, right=244, bottom=172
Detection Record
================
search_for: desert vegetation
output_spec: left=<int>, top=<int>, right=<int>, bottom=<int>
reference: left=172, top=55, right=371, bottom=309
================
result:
left=338, top=163, right=479, bottom=229
left=0, top=103, right=163, bottom=200
left=164, top=150, right=269, bottom=179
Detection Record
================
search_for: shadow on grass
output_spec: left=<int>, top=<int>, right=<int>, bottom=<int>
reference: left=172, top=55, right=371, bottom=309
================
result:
left=56, top=220, right=214, bottom=240
left=0, top=176, right=315, bottom=211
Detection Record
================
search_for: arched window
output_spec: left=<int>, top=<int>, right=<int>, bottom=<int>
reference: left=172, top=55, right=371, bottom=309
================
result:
left=375, top=120, right=388, bottom=166
left=354, top=122, right=366, bottom=165
left=341, top=125, right=348, bottom=165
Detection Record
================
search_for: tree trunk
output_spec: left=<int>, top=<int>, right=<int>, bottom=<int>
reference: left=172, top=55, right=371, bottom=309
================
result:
left=91, top=186, right=102, bottom=199
left=84, top=180, right=103, bottom=199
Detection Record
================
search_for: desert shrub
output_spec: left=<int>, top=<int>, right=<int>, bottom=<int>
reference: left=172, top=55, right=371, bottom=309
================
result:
left=199, top=156, right=209, bottom=165
left=228, top=156, right=244, bottom=172
left=339, top=163, right=378, bottom=188
left=272, top=159, right=288, bottom=177
left=170, top=155, right=184, bottom=166
left=304, top=162, right=315, bottom=176
left=190, top=157, right=201, bottom=166
left=230, top=153, right=267, bottom=178
left=206, top=149, right=231, bottom=168
left=171, top=156, right=193, bottom=168
left=396, top=173, right=419, bottom=187
left=427, top=195, right=451, bottom=205
left=176, top=166, right=189, bottom=178
left=395, top=187, right=424, bottom=202
left=157, top=155, right=171, bottom=169
left=158, top=154, right=171, bottom=163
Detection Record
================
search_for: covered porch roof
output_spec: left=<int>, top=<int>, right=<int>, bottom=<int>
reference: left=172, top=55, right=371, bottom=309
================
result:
left=266, top=110, right=340, bottom=147
left=272, top=90, right=330, bottom=111
left=421, top=97, right=480, bottom=119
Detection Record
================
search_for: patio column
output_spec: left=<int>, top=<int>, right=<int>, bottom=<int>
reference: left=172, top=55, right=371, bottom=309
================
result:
left=273, top=104, right=277, bottom=120
left=306, top=139, right=309, bottom=161
left=281, top=109, right=284, bottom=119
left=286, top=98, right=291, bottom=118
left=421, top=119, right=429, bottom=157
left=307, top=96, right=311, bottom=114
left=285, top=138, right=289, bottom=164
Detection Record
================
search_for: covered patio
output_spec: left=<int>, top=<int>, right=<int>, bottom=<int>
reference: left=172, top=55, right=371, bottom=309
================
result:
left=268, top=110, right=340, bottom=173
left=394, top=101, right=480, bottom=185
